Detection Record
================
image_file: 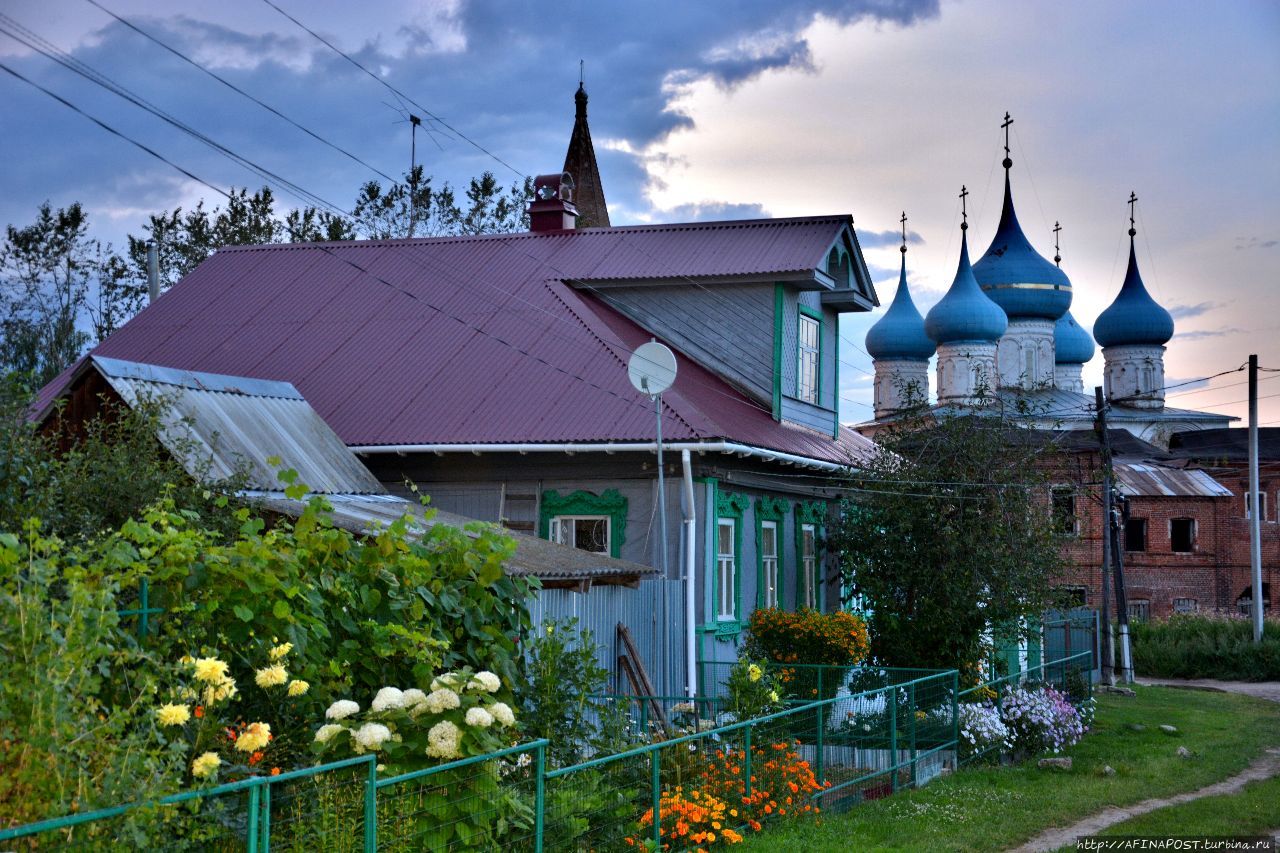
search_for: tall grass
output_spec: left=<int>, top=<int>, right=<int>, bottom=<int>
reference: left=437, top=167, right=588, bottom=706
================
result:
left=1131, top=614, right=1280, bottom=681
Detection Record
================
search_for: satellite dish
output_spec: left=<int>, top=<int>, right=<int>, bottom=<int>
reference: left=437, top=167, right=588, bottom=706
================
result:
left=628, top=341, right=677, bottom=396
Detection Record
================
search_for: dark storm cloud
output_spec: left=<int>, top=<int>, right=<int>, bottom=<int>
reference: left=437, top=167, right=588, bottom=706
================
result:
left=0, top=0, right=940, bottom=244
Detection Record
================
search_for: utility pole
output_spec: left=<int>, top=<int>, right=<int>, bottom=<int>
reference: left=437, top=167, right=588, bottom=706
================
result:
left=1094, top=386, right=1114, bottom=686
left=1249, top=354, right=1264, bottom=642
left=1112, top=494, right=1134, bottom=683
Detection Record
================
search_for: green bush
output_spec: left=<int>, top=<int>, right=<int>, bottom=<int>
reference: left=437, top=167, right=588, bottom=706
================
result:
left=1131, top=614, right=1280, bottom=681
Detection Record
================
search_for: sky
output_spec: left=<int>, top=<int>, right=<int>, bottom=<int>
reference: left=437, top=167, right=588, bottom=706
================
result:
left=2, top=0, right=1278, bottom=425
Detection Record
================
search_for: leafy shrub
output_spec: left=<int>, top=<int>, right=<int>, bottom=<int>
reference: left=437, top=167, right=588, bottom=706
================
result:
left=519, top=619, right=618, bottom=768
left=745, top=608, right=869, bottom=700
left=1000, top=684, right=1084, bottom=757
left=722, top=658, right=784, bottom=723
left=0, top=522, right=185, bottom=831
left=1131, top=614, right=1280, bottom=681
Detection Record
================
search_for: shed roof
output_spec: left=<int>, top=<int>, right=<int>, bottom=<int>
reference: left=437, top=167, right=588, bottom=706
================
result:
left=250, top=493, right=657, bottom=581
left=34, top=217, right=875, bottom=468
left=1113, top=462, right=1233, bottom=498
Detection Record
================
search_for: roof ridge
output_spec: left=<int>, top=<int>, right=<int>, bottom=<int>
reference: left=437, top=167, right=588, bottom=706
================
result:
left=217, top=214, right=855, bottom=252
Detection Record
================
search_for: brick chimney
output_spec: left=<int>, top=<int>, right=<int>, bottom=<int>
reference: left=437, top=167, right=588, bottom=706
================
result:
left=528, top=172, right=578, bottom=233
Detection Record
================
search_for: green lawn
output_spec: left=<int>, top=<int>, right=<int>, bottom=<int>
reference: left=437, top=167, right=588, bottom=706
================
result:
left=737, top=686, right=1280, bottom=852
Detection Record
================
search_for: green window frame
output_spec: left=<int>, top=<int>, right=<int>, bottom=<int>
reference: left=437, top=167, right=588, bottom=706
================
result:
left=797, top=307, right=822, bottom=404
left=539, top=489, right=628, bottom=558
left=795, top=500, right=826, bottom=610
left=756, top=495, right=790, bottom=611
left=714, top=490, right=749, bottom=634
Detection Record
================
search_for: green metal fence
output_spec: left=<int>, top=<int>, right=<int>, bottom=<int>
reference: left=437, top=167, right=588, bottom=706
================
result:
left=2, top=652, right=1099, bottom=850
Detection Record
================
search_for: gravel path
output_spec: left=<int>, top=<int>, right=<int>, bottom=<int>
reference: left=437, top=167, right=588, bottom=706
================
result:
left=1010, top=679, right=1280, bottom=852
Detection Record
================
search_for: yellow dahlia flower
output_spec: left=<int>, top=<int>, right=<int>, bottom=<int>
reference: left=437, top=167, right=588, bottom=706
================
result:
left=255, top=664, right=288, bottom=688
left=155, top=703, right=190, bottom=727
left=287, top=679, right=309, bottom=697
left=191, top=751, right=222, bottom=779
left=235, top=722, right=271, bottom=753
left=268, top=642, right=293, bottom=661
left=192, top=657, right=230, bottom=684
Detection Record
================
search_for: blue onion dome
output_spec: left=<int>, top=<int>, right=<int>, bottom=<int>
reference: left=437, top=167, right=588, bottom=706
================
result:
left=925, top=228, right=1008, bottom=345
left=1093, top=237, right=1174, bottom=347
left=1055, top=310, right=1095, bottom=364
left=972, top=171, right=1072, bottom=320
left=866, top=253, right=936, bottom=361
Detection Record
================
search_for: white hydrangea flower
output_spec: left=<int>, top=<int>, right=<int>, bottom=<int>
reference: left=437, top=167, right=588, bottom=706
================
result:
left=314, top=723, right=346, bottom=744
left=426, top=721, right=463, bottom=759
left=489, top=702, right=515, bottom=727
left=425, top=688, right=461, bottom=715
left=467, top=671, right=501, bottom=694
left=403, top=688, right=427, bottom=708
left=465, top=706, right=494, bottom=728
left=371, top=687, right=406, bottom=713
left=326, top=699, right=360, bottom=720
left=430, top=672, right=465, bottom=693
left=353, top=723, right=393, bottom=751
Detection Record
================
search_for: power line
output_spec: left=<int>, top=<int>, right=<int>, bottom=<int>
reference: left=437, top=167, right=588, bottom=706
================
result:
left=258, top=0, right=525, bottom=180
left=0, top=17, right=342, bottom=214
left=0, top=60, right=230, bottom=201
left=81, top=0, right=397, bottom=184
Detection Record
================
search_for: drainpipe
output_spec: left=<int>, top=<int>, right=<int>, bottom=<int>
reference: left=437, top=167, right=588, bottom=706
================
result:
left=681, top=448, right=697, bottom=698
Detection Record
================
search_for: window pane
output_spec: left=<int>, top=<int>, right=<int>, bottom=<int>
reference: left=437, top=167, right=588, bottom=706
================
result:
left=798, top=315, right=820, bottom=404
left=1051, top=488, right=1076, bottom=534
left=1128, top=600, right=1150, bottom=622
left=802, top=523, right=817, bottom=608
left=762, top=522, right=777, bottom=608
left=718, top=520, right=735, bottom=619
left=575, top=518, right=608, bottom=553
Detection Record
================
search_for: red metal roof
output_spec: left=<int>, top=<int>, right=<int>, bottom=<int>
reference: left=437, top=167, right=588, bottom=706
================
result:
left=37, top=217, right=873, bottom=466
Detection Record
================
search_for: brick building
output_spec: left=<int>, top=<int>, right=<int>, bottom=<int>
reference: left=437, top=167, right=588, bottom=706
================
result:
left=1050, top=429, right=1276, bottom=620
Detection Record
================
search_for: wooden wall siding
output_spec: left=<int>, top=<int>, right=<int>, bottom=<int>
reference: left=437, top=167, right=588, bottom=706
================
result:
left=594, top=284, right=775, bottom=405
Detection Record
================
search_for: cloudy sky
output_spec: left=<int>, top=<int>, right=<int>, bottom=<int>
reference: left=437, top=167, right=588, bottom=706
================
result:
left=2, top=0, right=1278, bottom=424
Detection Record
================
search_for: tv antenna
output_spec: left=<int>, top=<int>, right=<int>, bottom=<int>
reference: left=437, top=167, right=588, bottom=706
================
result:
left=628, top=341, right=677, bottom=577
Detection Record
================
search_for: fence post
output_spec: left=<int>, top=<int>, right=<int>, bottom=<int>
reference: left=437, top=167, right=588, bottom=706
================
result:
left=261, top=780, right=272, bottom=852
left=363, top=758, right=377, bottom=852
left=817, top=667, right=824, bottom=701
left=534, top=742, right=546, bottom=853
left=908, top=681, right=917, bottom=788
left=651, top=747, right=662, bottom=848
left=247, top=784, right=261, bottom=853
left=139, top=578, right=150, bottom=640
left=950, top=670, right=960, bottom=770
left=815, top=704, right=825, bottom=787
left=743, top=727, right=753, bottom=801
left=888, top=688, right=898, bottom=794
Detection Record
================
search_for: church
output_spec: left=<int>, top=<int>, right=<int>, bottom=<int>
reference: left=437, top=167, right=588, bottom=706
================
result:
left=858, top=116, right=1231, bottom=446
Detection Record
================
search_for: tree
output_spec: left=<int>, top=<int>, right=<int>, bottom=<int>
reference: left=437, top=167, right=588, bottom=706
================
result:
left=349, top=167, right=533, bottom=239
left=829, top=393, right=1070, bottom=676
left=0, top=202, right=97, bottom=385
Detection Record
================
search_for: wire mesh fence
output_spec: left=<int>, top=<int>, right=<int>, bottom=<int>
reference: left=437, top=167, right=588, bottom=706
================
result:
left=3, top=651, right=1098, bottom=850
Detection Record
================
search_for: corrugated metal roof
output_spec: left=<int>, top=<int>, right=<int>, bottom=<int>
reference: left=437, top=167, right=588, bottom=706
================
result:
left=1114, top=462, right=1233, bottom=498
left=37, top=217, right=875, bottom=467
left=91, top=356, right=386, bottom=494
left=250, top=492, right=658, bottom=580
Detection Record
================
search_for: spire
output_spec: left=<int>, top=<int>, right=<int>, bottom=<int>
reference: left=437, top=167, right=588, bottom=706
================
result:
left=1093, top=192, right=1174, bottom=347
left=562, top=69, right=610, bottom=228
left=1053, top=221, right=1062, bottom=267
left=866, top=211, right=934, bottom=361
left=1001, top=111, right=1014, bottom=171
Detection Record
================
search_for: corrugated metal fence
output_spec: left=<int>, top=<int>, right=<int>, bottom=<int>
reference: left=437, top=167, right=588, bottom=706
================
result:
left=528, top=579, right=686, bottom=698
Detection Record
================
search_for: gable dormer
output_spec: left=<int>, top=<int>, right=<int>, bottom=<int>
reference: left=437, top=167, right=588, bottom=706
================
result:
left=569, top=217, right=878, bottom=438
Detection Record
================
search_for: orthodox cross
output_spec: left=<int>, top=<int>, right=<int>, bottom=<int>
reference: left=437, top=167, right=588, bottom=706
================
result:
left=579, top=59, right=585, bottom=87
left=1128, top=191, right=1138, bottom=237
left=900, top=211, right=908, bottom=253
left=1001, top=112, right=1014, bottom=166
left=959, top=185, right=969, bottom=230
left=1053, top=221, right=1062, bottom=266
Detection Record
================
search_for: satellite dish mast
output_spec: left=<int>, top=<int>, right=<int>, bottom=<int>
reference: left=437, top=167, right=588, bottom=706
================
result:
left=628, top=341, right=677, bottom=578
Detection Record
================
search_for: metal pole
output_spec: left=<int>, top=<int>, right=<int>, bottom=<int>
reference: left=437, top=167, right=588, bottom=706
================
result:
left=534, top=742, right=546, bottom=853
left=1249, top=354, right=1264, bottom=642
left=1094, top=387, right=1115, bottom=686
left=655, top=394, right=668, bottom=578
left=1112, top=497, right=1134, bottom=683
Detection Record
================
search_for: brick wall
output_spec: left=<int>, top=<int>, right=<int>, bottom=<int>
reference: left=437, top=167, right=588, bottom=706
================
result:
left=1051, top=453, right=1279, bottom=619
